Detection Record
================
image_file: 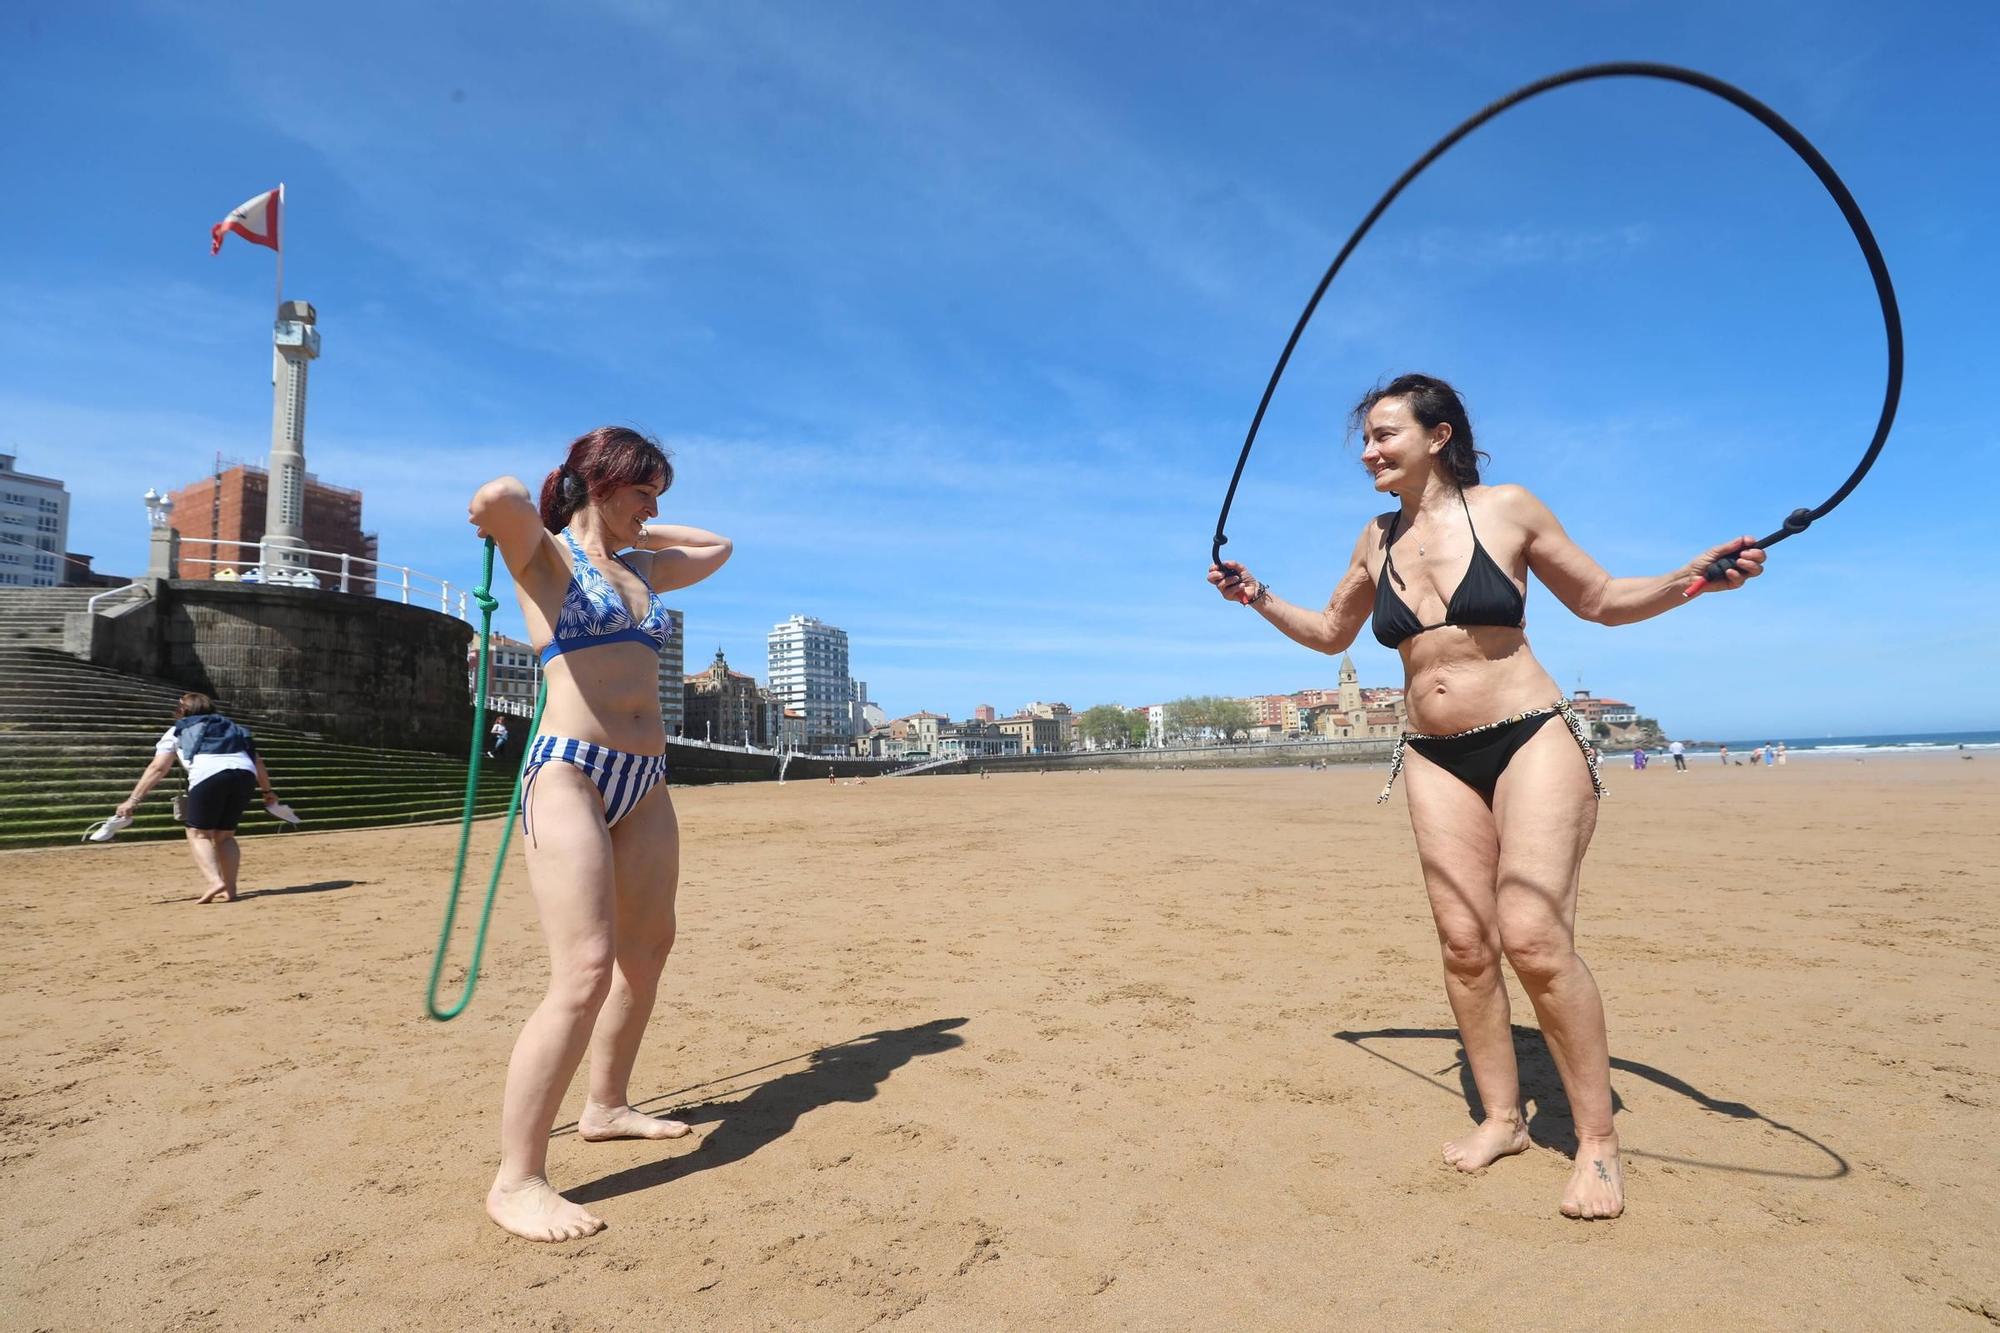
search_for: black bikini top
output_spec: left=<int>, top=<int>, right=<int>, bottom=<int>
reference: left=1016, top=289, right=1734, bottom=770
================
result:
left=1371, top=489, right=1527, bottom=650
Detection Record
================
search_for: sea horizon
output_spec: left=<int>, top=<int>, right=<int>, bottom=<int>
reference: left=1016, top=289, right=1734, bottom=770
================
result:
left=1645, top=729, right=2000, bottom=756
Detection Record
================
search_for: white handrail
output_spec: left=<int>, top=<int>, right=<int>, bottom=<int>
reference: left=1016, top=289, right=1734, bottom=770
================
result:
left=172, top=537, right=472, bottom=622
left=86, top=582, right=149, bottom=615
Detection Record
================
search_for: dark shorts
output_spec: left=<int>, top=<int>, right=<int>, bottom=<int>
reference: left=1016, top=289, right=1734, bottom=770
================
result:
left=185, top=770, right=257, bottom=831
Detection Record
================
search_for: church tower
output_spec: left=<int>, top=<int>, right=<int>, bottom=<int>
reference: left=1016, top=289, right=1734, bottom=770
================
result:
left=1338, top=652, right=1363, bottom=717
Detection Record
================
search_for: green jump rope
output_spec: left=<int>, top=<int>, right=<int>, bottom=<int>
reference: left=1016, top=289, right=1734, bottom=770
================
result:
left=425, top=538, right=546, bottom=1021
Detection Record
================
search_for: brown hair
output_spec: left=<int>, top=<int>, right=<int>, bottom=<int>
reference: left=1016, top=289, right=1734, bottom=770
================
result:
left=1348, top=372, right=1489, bottom=488
left=537, top=427, right=674, bottom=532
left=175, top=692, right=215, bottom=718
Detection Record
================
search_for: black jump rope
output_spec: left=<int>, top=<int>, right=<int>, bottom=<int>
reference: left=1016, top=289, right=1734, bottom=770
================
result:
left=1210, top=62, right=1902, bottom=596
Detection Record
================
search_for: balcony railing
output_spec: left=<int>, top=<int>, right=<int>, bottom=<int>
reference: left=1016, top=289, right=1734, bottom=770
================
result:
left=174, top=537, right=472, bottom=620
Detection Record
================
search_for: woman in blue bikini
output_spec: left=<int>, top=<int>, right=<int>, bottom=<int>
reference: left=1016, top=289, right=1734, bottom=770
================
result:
left=468, top=427, right=732, bottom=1243
left=1208, top=374, right=1764, bottom=1221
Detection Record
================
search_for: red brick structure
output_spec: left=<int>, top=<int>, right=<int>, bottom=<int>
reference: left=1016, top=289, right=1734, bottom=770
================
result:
left=168, top=463, right=379, bottom=594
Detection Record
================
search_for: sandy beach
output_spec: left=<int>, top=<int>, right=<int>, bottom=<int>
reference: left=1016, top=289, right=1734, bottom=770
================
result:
left=3, top=756, right=1996, bottom=1330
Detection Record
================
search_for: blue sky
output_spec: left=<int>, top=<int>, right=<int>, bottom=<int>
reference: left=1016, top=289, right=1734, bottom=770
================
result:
left=3, top=1, right=1994, bottom=736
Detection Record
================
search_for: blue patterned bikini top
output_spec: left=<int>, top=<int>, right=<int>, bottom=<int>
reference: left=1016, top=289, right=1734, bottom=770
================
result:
left=538, top=528, right=675, bottom=666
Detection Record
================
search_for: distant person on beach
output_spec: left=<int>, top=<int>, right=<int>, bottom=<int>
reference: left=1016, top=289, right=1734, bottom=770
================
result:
left=1719, top=744, right=1730, bottom=765
left=1776, top=741, right=1788, bottom=765
left=1668, top=739, right=1686, bottom=772
left=468, top=427, right=733, bottom=1243
left=1763, top=743, right=1776, bottom=766
left=487, top=717, right=511, bottom=762
left=1210, top=373, right=1765, bottom=1221
left=115, top=692, right=284, bottom=904
left=1749, top=747, right=1762, bottom=766
left=1631, top=747, right=1648, bottom=771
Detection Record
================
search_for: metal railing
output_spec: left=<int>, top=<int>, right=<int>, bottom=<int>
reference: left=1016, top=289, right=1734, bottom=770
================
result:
left=667, top=734, right=893, bottom=764
left=889, top=755, right=966, bottom=775
left=173, top=537, right=471, bottom=620
left=86, top=582, right=150, bottom=616
left=464, top=712, right=929, bottom=770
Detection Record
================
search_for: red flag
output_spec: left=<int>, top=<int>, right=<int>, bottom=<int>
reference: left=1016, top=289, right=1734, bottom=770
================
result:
left=211, top=186, right=282, bottom=255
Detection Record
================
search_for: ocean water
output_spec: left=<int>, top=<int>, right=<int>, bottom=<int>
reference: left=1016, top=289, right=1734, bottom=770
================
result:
left=1650, top=730, right=2000, bottom=757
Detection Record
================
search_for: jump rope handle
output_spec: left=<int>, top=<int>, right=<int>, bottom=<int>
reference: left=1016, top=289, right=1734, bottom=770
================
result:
left=1681, top=508, right=1814, bottom=599
left=1211, top=535, right=1255, bottom=604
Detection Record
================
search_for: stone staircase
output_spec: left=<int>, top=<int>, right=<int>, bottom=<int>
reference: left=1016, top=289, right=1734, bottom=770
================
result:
left=887, top=754, right=967, bottom=776
left=1, top=586, right=101, bottom=644
left=0, top=590, right=514, bottom=850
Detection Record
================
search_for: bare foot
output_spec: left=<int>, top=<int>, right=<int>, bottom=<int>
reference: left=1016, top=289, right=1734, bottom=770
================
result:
left=578, top=1101, right=691, bottom=1142
left=1561, top=1134, right=1625, bottom=1220
left=1442, top=1115, right=1530, bottom=1172
left=485, top=1176, right=606, bottom=1242
left=195, top=886, right=236, bottom=904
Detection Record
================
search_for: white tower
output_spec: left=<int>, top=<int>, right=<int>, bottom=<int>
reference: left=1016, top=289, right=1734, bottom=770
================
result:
left=263, top=299, right=321, bottom=579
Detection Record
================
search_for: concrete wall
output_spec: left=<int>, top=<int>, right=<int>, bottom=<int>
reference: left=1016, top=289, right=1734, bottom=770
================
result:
left=68, top=580, right=473, bottom=752
left=64, top=582, right=161, bottom=677
left=163, top=582, right=473, bottom=752
left=660, top=740, right=903, bottom=785
left=60, top=581, right=923, bottom=774
left=916, top=736, right=1398, bottom=777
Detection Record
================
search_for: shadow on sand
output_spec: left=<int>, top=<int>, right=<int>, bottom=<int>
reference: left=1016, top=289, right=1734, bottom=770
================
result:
left=154, top=878, right=362, bottom=905
left=237, top=879, right=361, bottom=901
left=243, top=876, right=368, bottom=896
left=1333, top=1025, right=1848, bottom=1181
left=565, top=1017, right=967, bottom=1206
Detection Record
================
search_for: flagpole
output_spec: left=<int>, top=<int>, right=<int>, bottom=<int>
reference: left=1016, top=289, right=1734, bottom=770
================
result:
left=274, top=183, right=285, bottom=315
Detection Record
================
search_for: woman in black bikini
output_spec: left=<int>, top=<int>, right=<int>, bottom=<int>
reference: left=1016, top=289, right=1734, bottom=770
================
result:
left=1208, top=374, right=1764, bottom=1220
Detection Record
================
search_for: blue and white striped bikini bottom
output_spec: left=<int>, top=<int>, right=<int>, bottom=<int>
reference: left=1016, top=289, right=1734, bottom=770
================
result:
left=521, top=735, right=670, bottom=840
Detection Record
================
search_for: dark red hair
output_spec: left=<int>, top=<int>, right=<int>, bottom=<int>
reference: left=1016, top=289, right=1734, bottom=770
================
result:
left=538, top=427, right=673, bottom=532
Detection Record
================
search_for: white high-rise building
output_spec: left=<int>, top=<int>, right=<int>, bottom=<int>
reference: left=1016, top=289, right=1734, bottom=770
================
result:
left=767, top=614, right=852, bottom=752
left=848, top=677, right=877, bottom=738
left=0, top=454, right=68, bottom=587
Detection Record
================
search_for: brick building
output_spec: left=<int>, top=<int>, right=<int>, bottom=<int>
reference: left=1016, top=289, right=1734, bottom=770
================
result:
left=168, top=462, right=379, bottom=594
left=472, top=632, right=541, bottom=715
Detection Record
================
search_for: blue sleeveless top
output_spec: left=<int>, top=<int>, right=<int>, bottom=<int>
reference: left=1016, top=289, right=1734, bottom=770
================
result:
left=538, top=528, right=675, bottom=666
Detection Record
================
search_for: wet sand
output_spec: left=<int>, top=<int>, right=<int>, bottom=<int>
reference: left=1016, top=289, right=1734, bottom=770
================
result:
left=3, top=757, right=1996, bottom=1330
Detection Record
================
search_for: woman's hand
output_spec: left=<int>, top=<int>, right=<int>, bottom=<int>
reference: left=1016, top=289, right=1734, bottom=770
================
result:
left=636, top=525, right=734, bottom=592
left=1680, top=537, right=1767, bottom=599
left=115, top=797, right=138, bottom=819
left=1208, top=560, right=1262, bottom=605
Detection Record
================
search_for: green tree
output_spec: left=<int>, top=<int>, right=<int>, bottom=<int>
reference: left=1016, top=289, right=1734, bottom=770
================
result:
left=1163, top=696, right=1206, bottom=744
left=1078, top=703, right=1135, bottom=748
left=1210, top=696, right=1254, bottom=743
